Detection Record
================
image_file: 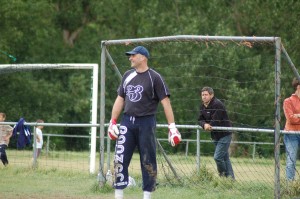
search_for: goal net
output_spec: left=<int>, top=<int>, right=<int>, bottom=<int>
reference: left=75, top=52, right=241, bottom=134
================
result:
left=100, top=35, right=298, bottom=197
left=0, top=63, right=99, bottom=173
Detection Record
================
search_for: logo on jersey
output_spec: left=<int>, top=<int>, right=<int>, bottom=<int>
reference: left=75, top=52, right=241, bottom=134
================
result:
left=126, top=85, right=143, bottom=102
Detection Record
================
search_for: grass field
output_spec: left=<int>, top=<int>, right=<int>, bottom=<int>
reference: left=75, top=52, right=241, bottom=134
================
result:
left=0, top=165, right=273, bottom=199
left=0, top=149, right=299, bottom=198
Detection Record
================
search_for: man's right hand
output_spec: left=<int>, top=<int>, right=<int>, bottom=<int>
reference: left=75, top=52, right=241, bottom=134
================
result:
left=108, top=119, right=119, bottom=140
left=204, top=123, right=212, bottom=131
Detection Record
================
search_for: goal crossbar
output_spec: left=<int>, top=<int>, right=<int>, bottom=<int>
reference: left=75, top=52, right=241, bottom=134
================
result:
left=102, top=35, right=277, bottom=46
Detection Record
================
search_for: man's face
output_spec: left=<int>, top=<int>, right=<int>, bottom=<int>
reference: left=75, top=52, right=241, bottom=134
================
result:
left=128, top=54, right=145, bottom=68
left=0, top=115, right=5, bottom=122
left=201, top=91, right=213, bottom=105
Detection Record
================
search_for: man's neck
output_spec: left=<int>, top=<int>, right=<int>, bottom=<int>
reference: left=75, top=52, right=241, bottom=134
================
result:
left=203, top=101, right=211, bottom=107
left=135, top=64, right=149, bottom=73
left=295, top=90, right=300, bottom=98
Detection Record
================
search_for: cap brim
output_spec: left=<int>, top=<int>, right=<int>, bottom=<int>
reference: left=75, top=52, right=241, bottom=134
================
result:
left=125, top=51, right=138, bottom=56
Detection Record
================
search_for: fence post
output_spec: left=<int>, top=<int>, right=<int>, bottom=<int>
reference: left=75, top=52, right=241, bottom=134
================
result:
left=32, top=127, right=37, bottom=168
left=274, top=37, right=281, bottom=199
left=107, top=136, right=111, bottom=171
left=46, top=135, right=50, bottom=156
left=196, top=129, right=200, bottom=173
left=252, top=143, right=256, bottom=160
left=185, top=141, right=189, bottom=157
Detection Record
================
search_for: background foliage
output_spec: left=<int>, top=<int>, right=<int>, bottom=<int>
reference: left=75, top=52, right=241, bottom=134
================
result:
left=0, top=0, right=299, bottom=151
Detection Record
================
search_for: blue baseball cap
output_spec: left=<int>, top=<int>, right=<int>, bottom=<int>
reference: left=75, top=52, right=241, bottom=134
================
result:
left=125, top=46, right=150, bottom=59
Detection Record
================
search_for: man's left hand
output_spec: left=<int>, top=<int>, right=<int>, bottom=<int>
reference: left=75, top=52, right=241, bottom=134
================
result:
left=168, top=123, right=182, bottom=147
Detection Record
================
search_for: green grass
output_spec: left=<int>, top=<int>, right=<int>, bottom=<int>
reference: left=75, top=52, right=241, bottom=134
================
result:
left=0, top=165, right=274, bottom=199
left=0, top=166, right=99, bottom=199
left=1, top=149, right=298, bottom=198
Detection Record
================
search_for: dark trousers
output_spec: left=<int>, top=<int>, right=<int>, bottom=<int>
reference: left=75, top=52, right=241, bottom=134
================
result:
left=0, top=144, right=9, bottom=166
left=114, top=114, right=157, bottom=192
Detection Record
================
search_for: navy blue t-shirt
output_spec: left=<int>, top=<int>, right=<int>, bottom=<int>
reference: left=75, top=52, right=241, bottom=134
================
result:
left=117, top=68, right=170, bottom=117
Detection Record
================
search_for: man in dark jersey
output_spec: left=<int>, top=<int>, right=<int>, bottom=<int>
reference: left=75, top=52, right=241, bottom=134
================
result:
left=198, top=87, right=235, bottom=179
left=107, top=46, right=181, bottom=199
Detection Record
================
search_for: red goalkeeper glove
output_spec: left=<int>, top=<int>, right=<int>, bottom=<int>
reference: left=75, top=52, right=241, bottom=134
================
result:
left=168, top=123, right=181, bottom=147
left=108, top=119, right=119, bottom=140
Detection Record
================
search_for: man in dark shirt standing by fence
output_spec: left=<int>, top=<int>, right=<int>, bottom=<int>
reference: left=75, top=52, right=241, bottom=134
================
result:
left=198, top=86, right=235, bottom=179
